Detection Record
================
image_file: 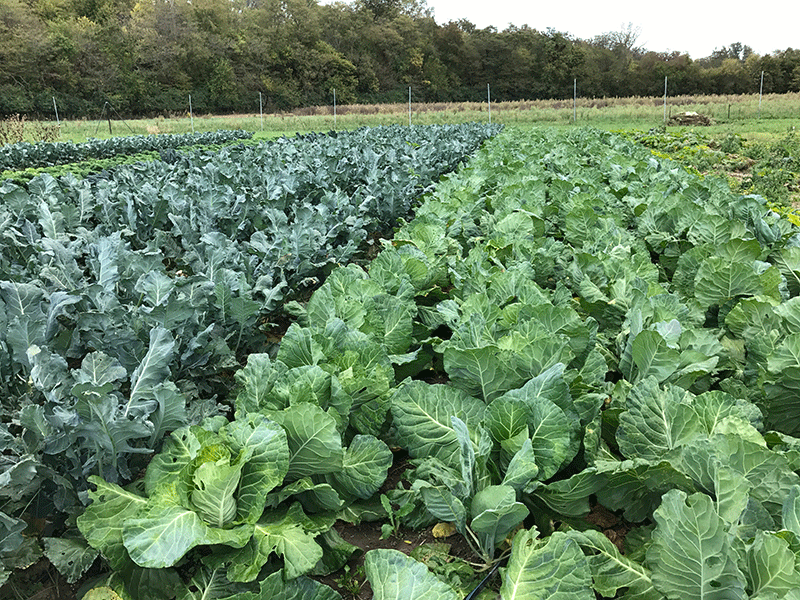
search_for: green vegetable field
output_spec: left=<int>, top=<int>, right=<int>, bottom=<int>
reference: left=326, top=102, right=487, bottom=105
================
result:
left=3, top=123, right=800, bottom=600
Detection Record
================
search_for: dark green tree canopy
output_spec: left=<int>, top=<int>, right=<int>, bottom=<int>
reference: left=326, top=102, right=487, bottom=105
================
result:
left=0, top=0, right=797, bottom=117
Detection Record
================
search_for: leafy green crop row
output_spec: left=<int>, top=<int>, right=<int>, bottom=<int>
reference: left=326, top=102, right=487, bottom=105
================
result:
left=0, top=123, right=500, bottom=591
left=0, top=139, right=263, bottom=186
left=71, top=125, right=800, bottom=600
left=366, top=127, right=800, bottom=600
left=0, top=129, right=254, bottom=171
left=8, top=123, right=800, bottom=600
left=1, top=151, right=162, bottom=184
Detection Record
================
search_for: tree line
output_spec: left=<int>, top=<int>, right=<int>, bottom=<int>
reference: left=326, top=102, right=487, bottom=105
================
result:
left=1, top=0, right=799, bottom=118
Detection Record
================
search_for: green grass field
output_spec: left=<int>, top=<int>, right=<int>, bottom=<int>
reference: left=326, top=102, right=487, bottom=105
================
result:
left=21, top=91, right=798, bottom=144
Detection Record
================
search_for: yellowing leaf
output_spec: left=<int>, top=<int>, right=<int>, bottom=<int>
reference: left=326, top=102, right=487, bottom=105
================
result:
left=432, top=522, right=456, bottom=538
left=83, top=587, right=123, bottom=600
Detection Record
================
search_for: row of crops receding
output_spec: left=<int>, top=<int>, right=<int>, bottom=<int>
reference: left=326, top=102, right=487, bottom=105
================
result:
left=5, top=123, right=800, bottom=599
left=0, top=129, right=256, bottom=171
left=0, top=123, right=500, bottom=592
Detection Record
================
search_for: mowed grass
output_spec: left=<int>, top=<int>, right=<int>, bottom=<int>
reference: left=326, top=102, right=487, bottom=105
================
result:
left=39, top=92, right=800, bottom=143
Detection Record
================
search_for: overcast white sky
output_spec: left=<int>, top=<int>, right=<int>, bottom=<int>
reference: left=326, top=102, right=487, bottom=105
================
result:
left=423, top=0, right=797, bottom=59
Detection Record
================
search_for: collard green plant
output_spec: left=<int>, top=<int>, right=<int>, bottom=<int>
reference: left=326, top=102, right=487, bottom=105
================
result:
left=371, top=126, right=800, bottom=599
left=364, top=549, right=460, bottom=600
left=77, top=408, right=390, bottom=594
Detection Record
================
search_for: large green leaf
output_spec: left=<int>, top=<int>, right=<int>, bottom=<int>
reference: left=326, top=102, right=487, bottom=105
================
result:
left=77, top=477, right=149, bottom=571
left=74, top=351, right=129, bottom=387
left=764, top=333, right=800, bottom=434
left=190, top=451, right=244, bottom=528
left=253, top=571, right=342, bottom=600
left=647, top=490, right=747, bottom=600
left=687, top=214, right=747, bottom=247
left=126, top=326, right=175, bottom=416
left=497, top=322, right=573, bottom=386
left=694, top=256, right=764, bottom=308
left=513, top=362, right=577, bottom=421
left=148, top=382, right=189, bottom=446
left=625, top=330, right=680, bottom=383
left=364, top=549, right=459, bottom=600
left=781, top=484, right=800, bottom=536
left=221, top=414, right=290, bottom=523
left=766, top=333, right=800, bottom=373
left=451, top=416, right=478, bottom=498
left=273, top=403, right=343, bottom=481
left=122, top=503, right=249, bottom=569
left=305, top=266, right=415, bottom=354
left=695, top=434, right=800, bottom=520
left=616, top=378, right=700, bottom=461
left=485, top=397, right=530, bottom=447
left=442, top=344, right=519, bottom=402
left=233, top=354, right=284, bottom=415
left=391, top=380, right=485, bottom=468
left=566, top=529, right=661, bottom=600
left=498, top=369, right=580, bottom=480
left=6, top=316, right=45, bottom=367
left=689, top=390, right=763, bottom=435
left=500, top=529, right=594, bottom=600
left=43, top=536, right=100, bottom=584
left=419, top=485, right=467, bottom=533
left=317, top=320, right=394, bottom=435
left=0, top=280, right=45, bottom=320
left=105, top=561, right=184, bottom=600
left=135, top=271, right=175, bottom=308
left=227, top=505, right=324, bottom=582
left=593, top=458, right=692, bottom=523
left=772, top=246, right=800, bottom=297
left=469, top=485, right=529, bottom=559
left=311, top=528, right=360, bottom=577
left=1, top=510, right=40, bottom=578
left=176, top=565, right=255, bottom=600
left=744, top=531, right=800, bottom=598
left=724, top=298, right=781, bottom=339
left=668, top=439, right=751, bottom=524
left=327, top=434, right=391, bottom=500
left=233, top=357, right=353, bottom=429
left=284, top=366, right=352, bottom=424
left=363, top=290, right=416, bottom=357
left=276, top=324, right=325, bottom=369
left=143, top=426, right=205, bottom=494
left=501, top=438, right=539, bottom=491
left=775, top=297, right=800, bottom=335
left=533, top=468, right=606, bottom=518
left=266, top=477, right=341, bottom=512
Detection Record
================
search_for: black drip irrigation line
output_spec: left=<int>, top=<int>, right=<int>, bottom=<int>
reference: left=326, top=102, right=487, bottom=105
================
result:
left=463, top=555, right=508, bottom=600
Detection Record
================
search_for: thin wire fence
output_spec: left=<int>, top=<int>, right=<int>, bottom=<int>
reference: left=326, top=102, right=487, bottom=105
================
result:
left=23, top=90, right=800, bottom=143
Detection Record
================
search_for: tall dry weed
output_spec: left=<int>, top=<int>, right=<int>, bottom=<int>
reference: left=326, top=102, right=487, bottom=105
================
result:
left=0, top=114, right=61, bottom=145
